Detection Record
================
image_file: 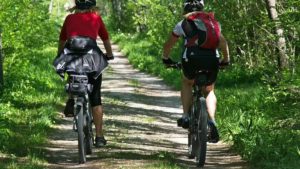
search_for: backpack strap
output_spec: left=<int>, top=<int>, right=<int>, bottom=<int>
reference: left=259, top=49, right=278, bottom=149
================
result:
left=182, top=19, right=199, bottom=47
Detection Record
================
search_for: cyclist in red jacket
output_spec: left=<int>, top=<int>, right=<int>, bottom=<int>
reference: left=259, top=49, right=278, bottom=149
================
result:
left=162, top=0, right=230, bottom=143
left=57, top=0, right=113, bottom=147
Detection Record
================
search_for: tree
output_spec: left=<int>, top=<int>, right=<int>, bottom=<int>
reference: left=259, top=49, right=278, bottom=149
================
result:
left=265, top=0, right=288, bottom=70
left=0, top=28, right=3, bottom=86
left=111, top=0, right=122, bottom=24
left=49, top=0, right=54, bottom=14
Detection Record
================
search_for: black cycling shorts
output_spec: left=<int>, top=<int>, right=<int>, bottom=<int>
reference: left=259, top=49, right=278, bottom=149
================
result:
left=182, top=47, right=219, bottom=85
left=88, top=74, right=102, bottom=107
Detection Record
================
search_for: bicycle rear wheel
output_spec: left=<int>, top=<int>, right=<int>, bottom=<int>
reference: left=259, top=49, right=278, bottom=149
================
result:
left=76, top=105, right=86, bottom=164
left=188, top=105, right=197, bottom=159
left=196, top=97, right=208, bottom=167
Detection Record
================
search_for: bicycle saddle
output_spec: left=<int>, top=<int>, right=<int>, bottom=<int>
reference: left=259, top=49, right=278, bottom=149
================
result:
left=194, top=70, right=210, bottom=86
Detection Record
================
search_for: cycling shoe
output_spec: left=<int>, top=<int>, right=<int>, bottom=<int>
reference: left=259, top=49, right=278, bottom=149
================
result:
left=207, top=121, right=219, bottom=143
left=177, top=116, right=189, bottom=129
left=64, top=99, right=74, bottom=117
left=94, top=136, right=107, bottom=147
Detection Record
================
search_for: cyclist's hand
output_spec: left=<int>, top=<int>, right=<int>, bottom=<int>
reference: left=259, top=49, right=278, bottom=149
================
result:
left=162, top=57, right=176, bottom=67
left=219, top=59, right=230, bottom=69
left=104, top=54, right=114, bottom=61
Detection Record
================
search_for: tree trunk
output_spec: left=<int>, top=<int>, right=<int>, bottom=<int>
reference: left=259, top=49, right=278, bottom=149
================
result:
left=111, top=0, right=122, bottom=21
left=265, top=0, right=288, bottom=70
left=49, top=0, right=54, bottom=14
left=0, top=28, right=3, bottom=86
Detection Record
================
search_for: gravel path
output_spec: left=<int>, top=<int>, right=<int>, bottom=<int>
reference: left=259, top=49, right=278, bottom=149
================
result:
left=44, top=42, right=249, bottom=169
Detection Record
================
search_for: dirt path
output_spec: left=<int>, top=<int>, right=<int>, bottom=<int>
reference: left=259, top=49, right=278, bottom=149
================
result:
left=44, top=42, right=249, bottom=169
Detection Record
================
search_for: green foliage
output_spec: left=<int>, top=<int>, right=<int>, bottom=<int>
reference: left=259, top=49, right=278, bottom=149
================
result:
left=0, top=0, right=58, bottom=50
left=129, top=0, right=181, bottom=48
left=217, top=73, right=300, bottom=168
left=105, top=0, right=182, bottom=49
left=0, top=47, right=63, bottom=165
left=0, top=0, right=66, bottom=168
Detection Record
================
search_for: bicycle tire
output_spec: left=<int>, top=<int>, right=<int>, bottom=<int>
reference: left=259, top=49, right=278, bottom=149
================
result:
left=76, top=104, right=86, bottom=164
left=196, top=97, right=208, bottom=167
left=188, top=133, right=195, bottom=159
left=188, top=105, right=197, bottom=159
left=84, top=107, right=93, bottom=155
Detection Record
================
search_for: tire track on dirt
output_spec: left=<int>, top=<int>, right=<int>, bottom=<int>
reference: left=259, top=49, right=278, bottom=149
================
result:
left=44, top=42, right=249, bottom=169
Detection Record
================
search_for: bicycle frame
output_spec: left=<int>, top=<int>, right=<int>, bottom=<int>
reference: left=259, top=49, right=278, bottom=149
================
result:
left=65, top=74, right=94, bottom=164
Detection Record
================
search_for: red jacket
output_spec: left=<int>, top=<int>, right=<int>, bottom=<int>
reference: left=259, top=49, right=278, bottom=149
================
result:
left=59, top=12, right=109, bottom=41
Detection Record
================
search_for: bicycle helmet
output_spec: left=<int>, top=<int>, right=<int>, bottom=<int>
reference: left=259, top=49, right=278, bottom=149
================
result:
left=184, top=0, right=204, bottom=13
left=75, top=0, right=96, bottom=10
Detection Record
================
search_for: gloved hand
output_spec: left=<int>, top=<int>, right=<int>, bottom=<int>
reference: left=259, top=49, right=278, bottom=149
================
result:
left=104, top=54, right=114, bottom=60
left=219, top=59, right=230, bottom=69
left=162, top=57, right=176, bottom=67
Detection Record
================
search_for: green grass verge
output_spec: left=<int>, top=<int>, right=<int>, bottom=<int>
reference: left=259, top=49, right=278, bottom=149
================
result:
left=111, top=32, right=300, bottom=169
left=0, top=46, right=64, bottom=168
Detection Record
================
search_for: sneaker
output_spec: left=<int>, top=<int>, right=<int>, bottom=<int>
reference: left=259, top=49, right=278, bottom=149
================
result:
left=94, top=136, right=107, bottom=147
left=177, top=116, right=189, bottom=129
left=207, top=121, right=219, bottom=143
left=64, top=99, right=74, bottom=117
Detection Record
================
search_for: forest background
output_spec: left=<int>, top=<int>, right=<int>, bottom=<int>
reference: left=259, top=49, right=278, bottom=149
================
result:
left=0, top=0, right=299, bottom=169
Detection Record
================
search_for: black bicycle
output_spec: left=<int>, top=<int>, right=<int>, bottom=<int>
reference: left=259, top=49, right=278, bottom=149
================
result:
left=187, top=69, right=209, bottom=167
left=169, top=62, right=227, bottom=167
left=65, top=73, right=94, bottom=164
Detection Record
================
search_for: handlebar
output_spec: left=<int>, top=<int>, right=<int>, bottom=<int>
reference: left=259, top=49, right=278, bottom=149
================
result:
left=104, top=54, right=114, bottom=60
left=166, top=62, right=182, bottom=69
left=166, top=61, right=230, bottom=69
left=165, top=60, right=230, bottom=70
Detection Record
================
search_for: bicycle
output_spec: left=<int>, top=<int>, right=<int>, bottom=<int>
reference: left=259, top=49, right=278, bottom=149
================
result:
left=169, top=61, right=228, bottom=167
left=187, top=69, right=209, bottom=167
left=65, top=73, right=94, bottom=164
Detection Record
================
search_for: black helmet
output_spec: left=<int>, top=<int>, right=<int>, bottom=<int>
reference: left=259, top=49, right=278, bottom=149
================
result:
left=184, top=0, right=204, bottom=13
left=75, top=0, right=96, bottom=10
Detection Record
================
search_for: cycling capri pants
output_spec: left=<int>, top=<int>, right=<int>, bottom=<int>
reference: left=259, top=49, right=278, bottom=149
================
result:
left=182, top=47, right=219, bottom=85
left=88, top=74, right=102, bottom=107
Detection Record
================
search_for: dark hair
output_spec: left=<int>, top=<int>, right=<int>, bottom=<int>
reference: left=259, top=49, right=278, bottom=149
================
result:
left=75, top=0, right=96, bottom=10
left=184, top=0, right=204, bottom=13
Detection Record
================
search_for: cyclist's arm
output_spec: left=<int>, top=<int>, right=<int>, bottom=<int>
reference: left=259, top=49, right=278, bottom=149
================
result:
left=218, top=33, right=230, bottom=62
left=103, top=39, right=113, bottom=58
left=58, top=17, right=68, bottom=56
left=57, top=40, right=66, bottom=56
left=98, top=15, right=114, bottom=59
left=163, top=33, right=180, bottom=59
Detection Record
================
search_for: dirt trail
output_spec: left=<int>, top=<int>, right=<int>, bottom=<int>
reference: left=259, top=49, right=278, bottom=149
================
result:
left=44, top=42, right=249, bottom=169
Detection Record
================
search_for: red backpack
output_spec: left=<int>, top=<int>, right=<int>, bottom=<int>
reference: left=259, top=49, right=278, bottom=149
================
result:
left=182, top=12, right=221, bottom=49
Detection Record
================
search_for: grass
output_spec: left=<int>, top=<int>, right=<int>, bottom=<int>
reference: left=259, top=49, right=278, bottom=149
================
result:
left=0, top=47, right=65, bottom=168
left=0, top=154, right=46, bottom=169
left=128, top=79, right=141, bottom=93
left=110, top=31, right=300, bottom=169
left=128, top=79, right=140, bottom=88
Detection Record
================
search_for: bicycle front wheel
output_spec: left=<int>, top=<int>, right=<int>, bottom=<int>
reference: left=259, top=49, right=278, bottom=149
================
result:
left=76, top=105, right=86, bottom=164
left=196, top=97, right=208, bottom=167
